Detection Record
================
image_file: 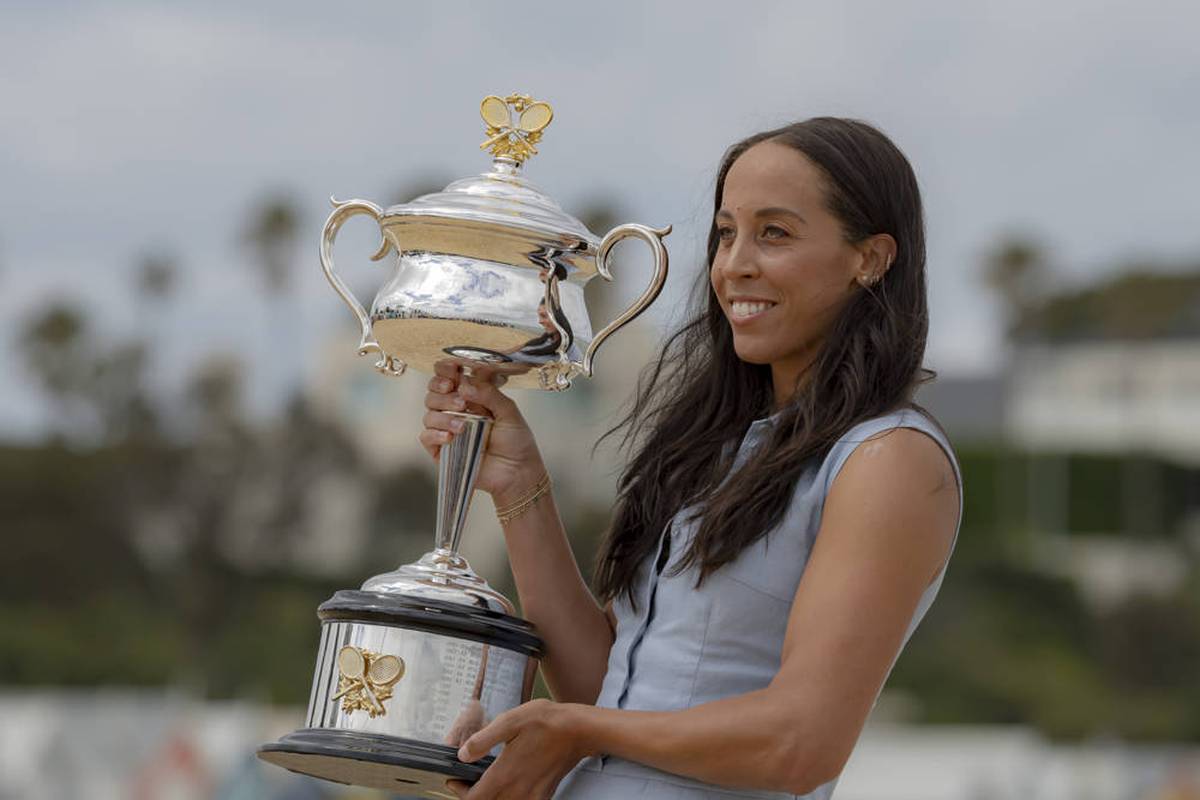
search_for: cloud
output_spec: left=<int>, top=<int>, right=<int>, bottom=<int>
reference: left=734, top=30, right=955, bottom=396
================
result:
left=1, top=0, right=1199, bottom=431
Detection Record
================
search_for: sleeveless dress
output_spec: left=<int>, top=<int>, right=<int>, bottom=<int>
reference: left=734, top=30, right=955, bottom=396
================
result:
left=554, top=408, right=963, bottom=799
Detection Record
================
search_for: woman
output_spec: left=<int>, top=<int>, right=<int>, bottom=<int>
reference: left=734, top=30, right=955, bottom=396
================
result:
left=420, top=118, right=962, bottom=799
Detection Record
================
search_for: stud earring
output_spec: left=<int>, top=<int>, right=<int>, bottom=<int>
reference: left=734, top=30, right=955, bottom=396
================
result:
left=859, top=253, right=892, bottom=289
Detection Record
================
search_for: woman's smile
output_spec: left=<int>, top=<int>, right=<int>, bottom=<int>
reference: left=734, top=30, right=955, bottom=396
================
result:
left=728, top=298, right=777, bottom=322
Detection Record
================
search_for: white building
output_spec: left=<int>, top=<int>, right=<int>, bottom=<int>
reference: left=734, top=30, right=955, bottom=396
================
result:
left=1006, top=340, right=1200, bottom=463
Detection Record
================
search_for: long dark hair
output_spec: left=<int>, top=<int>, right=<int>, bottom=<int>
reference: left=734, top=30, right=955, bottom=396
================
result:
left=593, top=117, right=931, bottom=604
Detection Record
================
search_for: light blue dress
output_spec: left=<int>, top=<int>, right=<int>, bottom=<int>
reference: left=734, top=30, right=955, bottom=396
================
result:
left=555, top=408, right=963, bottom=799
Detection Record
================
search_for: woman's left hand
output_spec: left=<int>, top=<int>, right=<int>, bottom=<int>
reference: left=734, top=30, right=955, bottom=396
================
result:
left=446, top=698, right=593, bottom=800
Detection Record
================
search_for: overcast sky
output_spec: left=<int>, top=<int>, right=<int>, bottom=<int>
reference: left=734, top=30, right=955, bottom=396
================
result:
left=2, top=0, right=1198, bottom=437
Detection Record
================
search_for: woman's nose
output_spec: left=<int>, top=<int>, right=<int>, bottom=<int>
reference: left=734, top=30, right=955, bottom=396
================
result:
left=720, top=239, right=761, bottom=279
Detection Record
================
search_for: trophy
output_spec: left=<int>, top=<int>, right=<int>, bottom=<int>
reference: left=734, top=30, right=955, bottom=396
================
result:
left=258, top=94, right=670, bottom=795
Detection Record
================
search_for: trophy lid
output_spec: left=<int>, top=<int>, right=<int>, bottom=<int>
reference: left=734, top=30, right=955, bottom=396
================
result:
left=380, top=94, right=601, bottom=265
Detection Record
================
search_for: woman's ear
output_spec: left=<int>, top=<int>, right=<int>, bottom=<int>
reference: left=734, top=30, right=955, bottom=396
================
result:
left=853, top=234, right=898, bottom=289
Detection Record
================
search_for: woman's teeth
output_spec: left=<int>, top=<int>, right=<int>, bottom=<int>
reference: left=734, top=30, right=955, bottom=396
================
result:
left=731, top=301, right=774, bottom=318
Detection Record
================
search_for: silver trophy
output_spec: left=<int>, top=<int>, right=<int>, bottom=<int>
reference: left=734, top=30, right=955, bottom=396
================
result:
left=259, top=94, right=670, bottom=795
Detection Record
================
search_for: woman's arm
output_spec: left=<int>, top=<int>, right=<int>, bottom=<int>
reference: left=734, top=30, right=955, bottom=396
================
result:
left=488, top=467, right=614, bottom=704
left=454, top=427, right=960, bottom=798
left=422, top=366, right=614, bottom=704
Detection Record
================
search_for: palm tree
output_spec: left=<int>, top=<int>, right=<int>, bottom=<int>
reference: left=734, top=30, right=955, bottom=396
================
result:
left=241, top=194, right=302, bottom=294
left=983, top=236, right=1051, bottom=338
left=136, top=252, right=177, bottom=302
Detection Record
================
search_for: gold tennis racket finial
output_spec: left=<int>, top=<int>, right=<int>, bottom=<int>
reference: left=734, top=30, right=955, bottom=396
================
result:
left=479, top=93, right=554, bottom=165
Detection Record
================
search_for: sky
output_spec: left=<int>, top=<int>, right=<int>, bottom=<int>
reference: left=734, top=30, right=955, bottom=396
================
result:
left=2, top=0, right=1199, bottom=437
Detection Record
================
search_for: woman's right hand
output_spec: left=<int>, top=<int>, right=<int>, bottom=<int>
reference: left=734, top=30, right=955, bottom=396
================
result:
left=420, top=361, right=548, bottom=507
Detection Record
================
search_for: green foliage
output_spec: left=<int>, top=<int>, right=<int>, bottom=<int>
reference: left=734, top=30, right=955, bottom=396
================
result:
left=0, top=444, right=152, bottom=605
left=0, top=599, right=183, bottom=688
left=0, top=393, right=396, bottom=705
left=1015, top=268, right=1200, bottom=343
left=956, top=447, right=1195, bottom=542
left=193, top=578, right=345, bottom=702
left=369, top=465, right=438, bottom=569
left=1064, top=454, right=1126, bottom=534
left=18, top=303, right=159, bottom=443
left=4, top=432, right=1200, bottom=739
left=982, top=234, right=1200, bottom=343
left=955, top=446, right=1030, bottom=560
left=886, top=436, right=1200, bottom=742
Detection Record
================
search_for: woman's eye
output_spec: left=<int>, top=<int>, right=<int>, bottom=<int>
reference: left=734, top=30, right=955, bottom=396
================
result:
left=716, top=226, right=736, bottom=242
left=762, top=225, right=788, bottom=239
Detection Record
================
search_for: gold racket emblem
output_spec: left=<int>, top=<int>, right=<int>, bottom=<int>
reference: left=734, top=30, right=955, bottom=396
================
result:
left=331, top=645, right=405, bottom=718
left=479, top=93, right=554, bottom=165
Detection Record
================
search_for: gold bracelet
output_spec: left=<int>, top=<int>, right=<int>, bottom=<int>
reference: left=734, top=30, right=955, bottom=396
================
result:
left=496, top=471, right=550, bottom=513
left=495, top=471, right=552, bottom=524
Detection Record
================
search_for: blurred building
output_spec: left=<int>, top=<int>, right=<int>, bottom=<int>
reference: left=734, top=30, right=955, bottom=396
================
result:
left=925, top=269, right=1200, bottom=458
left=1007, top=340, right=1200, bottom=463
left=1011, top=269, right=1198, bottom=461
left=920, top=343, right=1200, bottom=463
left=920, top=271, right=1200, bottom=613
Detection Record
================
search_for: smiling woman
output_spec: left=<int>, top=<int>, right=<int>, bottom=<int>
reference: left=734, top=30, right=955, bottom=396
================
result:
left=420, top=118, right=961, bottom=800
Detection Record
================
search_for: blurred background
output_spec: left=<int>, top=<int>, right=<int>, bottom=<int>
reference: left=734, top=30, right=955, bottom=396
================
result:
left=2, top=1, right=1198, bottom=798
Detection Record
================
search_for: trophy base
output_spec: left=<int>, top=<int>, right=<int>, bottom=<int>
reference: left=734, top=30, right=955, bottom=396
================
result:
left=259, top=729, right=491, bottom=797
left=361, top=548, right=514, bottom=614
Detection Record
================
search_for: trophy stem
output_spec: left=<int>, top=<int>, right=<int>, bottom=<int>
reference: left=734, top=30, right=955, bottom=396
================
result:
left=359, top=409, right=510, bottom=612
left=435, top=412, right=492, bottom=555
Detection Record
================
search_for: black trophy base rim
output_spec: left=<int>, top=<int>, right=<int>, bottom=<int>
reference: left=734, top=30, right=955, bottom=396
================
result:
left=320, top=589, right=544, bottom=658
left=258, top=728, right=492, bottom=795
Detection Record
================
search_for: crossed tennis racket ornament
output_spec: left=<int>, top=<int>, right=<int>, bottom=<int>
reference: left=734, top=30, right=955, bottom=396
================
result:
left=331, top=645, right=405, bottom=718
left=478, top=93, right=553, bottom=163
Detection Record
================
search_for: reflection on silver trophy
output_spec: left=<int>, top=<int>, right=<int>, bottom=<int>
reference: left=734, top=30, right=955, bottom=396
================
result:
left=258, top=93, right=670, bottom=795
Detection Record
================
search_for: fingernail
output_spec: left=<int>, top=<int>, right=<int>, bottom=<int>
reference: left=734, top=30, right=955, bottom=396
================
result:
left=450, top=419, right=464, bottom=432
left=459, top=385, right=475, bottom=398
left=457, top=744, right=470, bottom=761
left=437, top=379, right=451, bottom=391
left=452, top=395, right=466, bottom=409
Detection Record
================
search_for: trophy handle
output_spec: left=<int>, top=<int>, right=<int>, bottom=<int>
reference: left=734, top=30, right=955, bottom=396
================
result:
left=580, top=223, right=671, bottom=377
left=320, top=197, right=406, bottom=376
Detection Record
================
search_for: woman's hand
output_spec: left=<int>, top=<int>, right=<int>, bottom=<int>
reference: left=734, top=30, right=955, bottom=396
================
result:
left=420, top=361, right=547, bottom=505
left=446, top=698, right=593, bottom=800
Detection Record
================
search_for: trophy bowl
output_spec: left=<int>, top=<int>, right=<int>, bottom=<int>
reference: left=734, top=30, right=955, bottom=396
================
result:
left=258, top=93, right=670, bottom=795
left=317, top=93, right=669, bottom=391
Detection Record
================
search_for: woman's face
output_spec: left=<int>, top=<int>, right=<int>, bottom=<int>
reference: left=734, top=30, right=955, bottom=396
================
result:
left=710, top=140, right=865, bottom=397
